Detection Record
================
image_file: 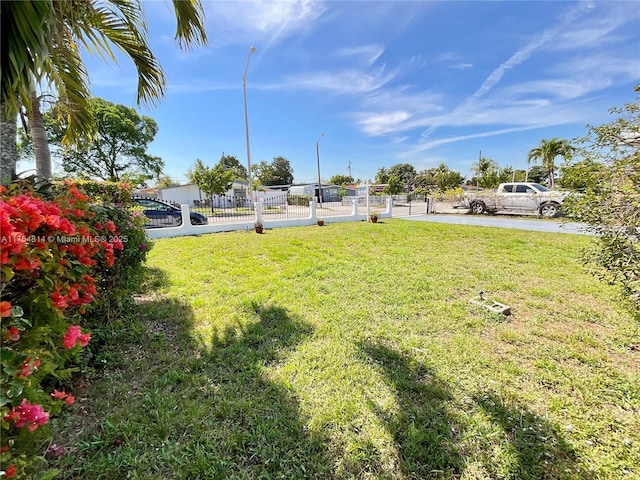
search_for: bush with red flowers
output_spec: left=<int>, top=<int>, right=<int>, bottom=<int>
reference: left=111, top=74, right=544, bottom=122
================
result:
left=0, top=179, right=150, bottom=477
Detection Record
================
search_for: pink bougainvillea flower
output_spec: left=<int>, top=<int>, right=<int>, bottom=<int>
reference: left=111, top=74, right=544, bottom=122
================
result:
left=78, top=333, right=91, bottom=347
left=0, top=301, right=11, bottom=317
left=46, top=443, right=66, bottom=458
left=3, top=398, right=49, bottom=431
left=17, top=357, right=41, bottom=377
left=63, top=325, right=91, bottom=349
left=4, top=326, right=20, bottom=342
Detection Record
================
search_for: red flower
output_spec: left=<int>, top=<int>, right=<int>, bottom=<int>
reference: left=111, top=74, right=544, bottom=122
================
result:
left=51, top=389, right=75, bottom=405
left=13, top=256, right=41, bottom=271
left=52, top=290, right=68, bottom=310
left=68, top=186, right=89, bottom=201
left=0, top=301, right=11, bottom=317
left=44, top=214, right=61, bottom=228
left=105, top=220, right=116, bottom=232
left=5, top=464, right=16, bottom=478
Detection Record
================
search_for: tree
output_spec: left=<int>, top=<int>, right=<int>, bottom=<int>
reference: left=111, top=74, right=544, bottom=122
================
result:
left=558, top=158, right=606, bottom=192
left=219, top=154, right=248, bottom=180
left=375, top=167, right=389, bottom=184
left=383, top=175, right=404, bottom=196
left=414, top=164, right=464, bottom=193
left=253, top=156, right=294, bottom=185
left=526, top=165, right=546, bottom=184
left=435, top=169, right=465, bottom=191
left=563, top=85, right=640, bottom=314
left=388, top=163, right=416, bottom=186
left=329, top=174, right=354, bottom=185
left=0, top=0, right=207, bottom=183
left=527, top=138, right=573, bottom=188
left=45, top=98, right=163, bottom=187
left=188, top=158, right=235, bottom=211
left=476, top=167, right=512, bottom=189
left=471, top=156, right=498, bottom=178
left=156, top=174, right=181, bottom=189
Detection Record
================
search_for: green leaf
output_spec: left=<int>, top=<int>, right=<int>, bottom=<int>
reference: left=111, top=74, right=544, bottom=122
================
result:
left=7, top=379, right=24, bottom=398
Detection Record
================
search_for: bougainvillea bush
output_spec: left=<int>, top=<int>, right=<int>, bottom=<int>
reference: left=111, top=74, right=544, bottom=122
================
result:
left=0, top=180, right=150, bottom=477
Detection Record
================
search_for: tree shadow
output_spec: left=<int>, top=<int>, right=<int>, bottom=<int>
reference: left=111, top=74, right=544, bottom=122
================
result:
left=186, top=300, right=333, bottom=478
left=473, top=392, right=587, bottom=480
left=138, top=265, right=171, bottom=292
left=359, top=338, right=464, bottom=479
left=51, top=297, right=333, bottom=479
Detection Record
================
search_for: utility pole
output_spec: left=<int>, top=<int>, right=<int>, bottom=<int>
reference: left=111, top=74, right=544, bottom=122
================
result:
left=348, top=160, right=352, bottom=179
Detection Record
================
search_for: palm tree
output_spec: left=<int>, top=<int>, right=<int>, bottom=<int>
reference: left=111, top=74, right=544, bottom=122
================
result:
left=471, top=155, right=497, bottom=178
left=526, top=138, right=573, bottom=188
left=0, top=0, right=207, bottom=183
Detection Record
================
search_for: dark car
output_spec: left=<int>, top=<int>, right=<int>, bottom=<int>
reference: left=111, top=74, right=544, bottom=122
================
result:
left=133, top=197, right=208, bottom=228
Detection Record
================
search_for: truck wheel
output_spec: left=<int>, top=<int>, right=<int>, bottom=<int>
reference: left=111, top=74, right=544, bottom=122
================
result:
left=470, top=201, right=486, bottom=214
left=539, top=202, right=559, bottom=217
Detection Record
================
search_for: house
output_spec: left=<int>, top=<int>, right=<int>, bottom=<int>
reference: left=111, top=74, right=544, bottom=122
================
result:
left=158, top=181, right=248, bottom=207
left=288, top=183, right=348, bottom=202
left=158, top=181, right=287, bottom=207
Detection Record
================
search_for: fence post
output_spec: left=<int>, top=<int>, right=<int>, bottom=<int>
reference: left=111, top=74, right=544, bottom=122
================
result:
left=255, top=199, right=264, bottom=224
left=310, top=199, right=317, bottom=221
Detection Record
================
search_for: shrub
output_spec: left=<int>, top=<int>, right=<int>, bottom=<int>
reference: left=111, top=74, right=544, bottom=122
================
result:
left=287, top=194, right=312, bottom=206
left=0, top=179, right=150, bottom=477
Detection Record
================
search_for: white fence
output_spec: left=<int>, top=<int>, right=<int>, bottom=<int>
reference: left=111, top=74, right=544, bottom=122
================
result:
left=145, top=198, right=394, bottom=239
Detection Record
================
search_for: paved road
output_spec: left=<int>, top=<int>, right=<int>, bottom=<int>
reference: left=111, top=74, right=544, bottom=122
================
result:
left=399, top=214, right=592, bottom=235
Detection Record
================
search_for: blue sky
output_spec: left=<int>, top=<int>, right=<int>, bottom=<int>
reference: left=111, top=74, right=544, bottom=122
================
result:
left=64, top=1, right=640, bottom=184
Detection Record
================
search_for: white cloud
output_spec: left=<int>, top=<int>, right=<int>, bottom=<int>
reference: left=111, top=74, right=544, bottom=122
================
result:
left=264, top=63, right=398, bottom=95
left=409, top=1, right=637, bottom=143
left=339, top=45, right=385, bottom=66
left=203, top=0, right=326, bottom=49
left=355, top=111, right=413, bottom=135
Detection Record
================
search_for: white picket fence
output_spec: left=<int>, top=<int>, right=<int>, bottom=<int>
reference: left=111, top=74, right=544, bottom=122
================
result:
left=145, top=198, right=394, bottom=239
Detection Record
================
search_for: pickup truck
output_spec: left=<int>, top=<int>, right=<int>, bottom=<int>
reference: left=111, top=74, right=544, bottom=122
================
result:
left=463, top=182, right=566, bottom=217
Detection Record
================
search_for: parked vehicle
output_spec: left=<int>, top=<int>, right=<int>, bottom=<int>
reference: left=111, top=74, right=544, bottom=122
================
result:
left=133, top=197, right=208, bottom=227
left=462, top=183, right=566, bottom=217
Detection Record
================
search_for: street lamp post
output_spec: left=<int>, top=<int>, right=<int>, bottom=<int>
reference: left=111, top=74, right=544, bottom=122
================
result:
left=243, top=46, right=256, bottom=204
left=316, top=133, right=324, bottom=206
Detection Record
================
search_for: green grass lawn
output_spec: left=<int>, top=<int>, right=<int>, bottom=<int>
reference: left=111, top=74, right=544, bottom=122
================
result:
left=43, top=220, right=638, bottom=479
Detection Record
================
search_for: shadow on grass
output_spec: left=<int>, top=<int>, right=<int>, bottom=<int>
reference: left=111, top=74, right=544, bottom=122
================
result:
left=360, top=339, right=463, bottom=478
left=360, top=340, right=584, bottom=480
left=473, top=392, right=586, bottom=480
left=52, top=295, right=333, bottom=479
left=184, top=300, right=333, bottom=478
left=138, top=265, right=171, bottom=292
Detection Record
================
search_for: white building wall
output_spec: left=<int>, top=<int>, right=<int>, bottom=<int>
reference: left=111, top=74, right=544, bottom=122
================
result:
left=158, top=184, right=202, bottom=205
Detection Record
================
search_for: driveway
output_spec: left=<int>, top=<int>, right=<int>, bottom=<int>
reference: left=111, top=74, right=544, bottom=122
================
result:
left=399, top=214, right=592, bottom=235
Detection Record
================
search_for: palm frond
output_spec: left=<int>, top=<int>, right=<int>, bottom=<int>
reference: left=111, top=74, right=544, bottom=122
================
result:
left=171, top=0, right=208, bottom=50
left=0, top=0, right=53, bottom=115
